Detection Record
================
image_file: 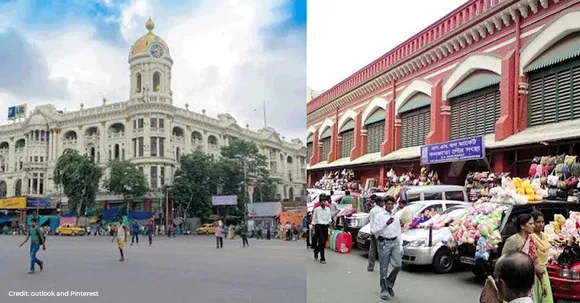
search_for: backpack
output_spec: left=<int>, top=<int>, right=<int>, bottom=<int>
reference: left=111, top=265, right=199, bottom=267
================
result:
left=36, top=228, right=46, bottom=245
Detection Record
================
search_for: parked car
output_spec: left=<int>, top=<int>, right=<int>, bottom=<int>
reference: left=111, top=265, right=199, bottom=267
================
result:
left=196, top=223, right=216, bottom=235
left=357, top=200, right=470, bottom=250
left=56, top=224, right=86, bottom=236
left=401, top=205, right=469, bottom=273
left=456, top=201, right=580, bottom=283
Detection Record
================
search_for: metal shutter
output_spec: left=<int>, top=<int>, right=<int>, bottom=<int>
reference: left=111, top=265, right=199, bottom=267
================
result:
left=306, top=142, right=313, bottom=160
left=366, top=122, right=384, bottom=154
left=320, top=138, right=331, bottom=160
left=528, top=60, right=580, bottom=126
left=450, top=86, right=500, bottom=140
left=340, top=130, right=354, bottom=158
left=400, top=107, right=430, bottom=148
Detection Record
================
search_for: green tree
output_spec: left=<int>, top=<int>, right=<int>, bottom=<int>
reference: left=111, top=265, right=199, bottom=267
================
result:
left=53, top=149, right=103, bottom=215
left=173, top=150, right=216, bottom=222
left=217, top=140, right=277, bottom=214
left=104, top=160, right=148, bottom=215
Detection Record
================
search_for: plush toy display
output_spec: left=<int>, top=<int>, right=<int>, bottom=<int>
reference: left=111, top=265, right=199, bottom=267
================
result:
left=449, top=199, right=506, bottom=255
left=544, top=212, right=580, bottom=263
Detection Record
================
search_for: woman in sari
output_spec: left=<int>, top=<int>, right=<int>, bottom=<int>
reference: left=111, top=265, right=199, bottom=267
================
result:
left=529, top=211, right=553, bottom=303
left=501, top=213, right=549, bottom=303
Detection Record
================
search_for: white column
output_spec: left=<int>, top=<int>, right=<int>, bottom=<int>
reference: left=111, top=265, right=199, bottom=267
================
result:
left=99, top=124, right=106, bottom=163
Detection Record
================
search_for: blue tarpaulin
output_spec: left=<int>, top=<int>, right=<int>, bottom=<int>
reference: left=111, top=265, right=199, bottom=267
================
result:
left=103, top=209, right=154, bottom=222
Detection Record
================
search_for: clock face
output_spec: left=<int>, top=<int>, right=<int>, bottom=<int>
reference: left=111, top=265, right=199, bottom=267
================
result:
left=150, top=45, right=164, bottom=58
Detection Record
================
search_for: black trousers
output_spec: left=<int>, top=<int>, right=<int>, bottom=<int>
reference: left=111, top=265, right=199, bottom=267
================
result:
left=241, top=235, right=249, bottom=246
left=131, top=233, right=139, bottom=244
left=314, top=224, right=329, bottom=261
left=216, top=236, right=223, bottom=248
left=306, top=226, right=310, bottom=247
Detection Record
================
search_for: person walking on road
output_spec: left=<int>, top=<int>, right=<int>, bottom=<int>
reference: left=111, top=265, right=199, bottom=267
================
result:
left=130, top=218, right=140, bottom=246
left=215, top=223, right=224, bottom=249
left=312, top=194, right=332, bottom=264
left=240, top=222, right=249, bottom=247
left=367, top=195, right=385, bottom=272
left=19, top=218, right=45, bottom=274
left=266, top=223, right=271, bottom=240
left=146, top=217, right=154, bottom=247
left=111, top=217, right=128, bottom=262
left=371, top=196, right=402, bottom=300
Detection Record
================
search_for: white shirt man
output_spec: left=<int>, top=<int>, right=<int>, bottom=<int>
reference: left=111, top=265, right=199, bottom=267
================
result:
left=312, top=204, right=332, bottom=225
left=370, top=198, right=403, bottom=300
left=312, top=200, right=332, bottom=264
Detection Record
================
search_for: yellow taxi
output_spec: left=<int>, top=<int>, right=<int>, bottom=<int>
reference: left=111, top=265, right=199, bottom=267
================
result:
left=56, top=224, right=86, bottom=236
left=196, top=223, right=215, bottom=235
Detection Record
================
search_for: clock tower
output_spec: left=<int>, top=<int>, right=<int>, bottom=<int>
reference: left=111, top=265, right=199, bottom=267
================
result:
left=128, top=17, right=173, bottom=103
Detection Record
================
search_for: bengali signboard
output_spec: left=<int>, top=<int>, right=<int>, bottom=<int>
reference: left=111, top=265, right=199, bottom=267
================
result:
left=8, top=104, right=27, bottom=120
left=27, top=198, right=50, bottom=208
left=0, top=197, right=27, bottom=209
left=211, top=195, right=238, bottom=206
left=420, top=136, right=485, bottom=165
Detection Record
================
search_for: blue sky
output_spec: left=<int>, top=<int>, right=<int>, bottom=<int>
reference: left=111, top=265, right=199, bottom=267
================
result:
left=0, top=0, right=307, bottom=140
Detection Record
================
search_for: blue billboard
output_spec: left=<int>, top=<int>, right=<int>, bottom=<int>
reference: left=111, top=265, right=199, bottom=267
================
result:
left=8, top=104, right=26, bottom=120
left=420, top=136, right=485, bottom=165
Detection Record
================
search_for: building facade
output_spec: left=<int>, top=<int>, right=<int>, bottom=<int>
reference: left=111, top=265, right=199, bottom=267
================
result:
left=307, top=0, right=580, bottom=188
left=0, top=17, right=307, bottom=214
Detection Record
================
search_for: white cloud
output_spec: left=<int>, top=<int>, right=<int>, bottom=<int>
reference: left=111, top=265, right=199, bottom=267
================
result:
left=307, top=0, right=467, bottom=91
left=0, top=0, right=306, bottom=141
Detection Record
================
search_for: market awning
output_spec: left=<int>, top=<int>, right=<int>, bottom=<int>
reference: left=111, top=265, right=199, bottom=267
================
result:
left=486, top=119, right=580, bottom=149
left=381, top=146, right=420, bottom=161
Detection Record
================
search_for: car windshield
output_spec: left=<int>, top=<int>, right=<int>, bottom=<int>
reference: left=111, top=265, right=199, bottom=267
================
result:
left=441, top=207, right=469, bottom=222
left=407, top=203, right=425, bottom=216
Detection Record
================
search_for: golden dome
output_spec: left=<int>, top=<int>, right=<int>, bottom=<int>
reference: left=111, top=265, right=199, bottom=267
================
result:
left=130, top=16, right=170, bottom=56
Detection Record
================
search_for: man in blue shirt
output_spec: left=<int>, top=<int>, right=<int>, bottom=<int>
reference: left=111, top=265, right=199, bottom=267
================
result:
left=130, top=218, right=140, bottom=246
left=19, top=218, right=45, bottom=274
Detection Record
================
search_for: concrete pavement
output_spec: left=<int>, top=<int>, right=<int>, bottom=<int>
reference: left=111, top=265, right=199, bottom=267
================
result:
left=0, top=235, right=306, bottom=303
left=307, top=248, right=483, bottom=302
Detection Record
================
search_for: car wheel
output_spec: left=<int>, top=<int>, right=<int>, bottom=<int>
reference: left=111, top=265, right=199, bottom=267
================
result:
left=432, top=248, right=454, bottom=274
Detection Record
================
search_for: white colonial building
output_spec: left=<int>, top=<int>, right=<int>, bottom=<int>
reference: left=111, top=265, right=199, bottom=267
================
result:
left=0, top=17, right=306, bottom=214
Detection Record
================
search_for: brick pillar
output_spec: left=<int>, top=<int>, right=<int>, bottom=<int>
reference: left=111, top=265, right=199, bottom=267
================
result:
left=336, top=136, right=343, bottom=159
left=517, top=75, right=529, bottom=131
left=380, top=101, right=396, bottom=156
left=379, top=166, right=385, bottom=188
left=329, top=122, right=339, bottom=162
left=493, top=152, right=508, bottom=174
left=441, top=100, right=451, bottom=142
left=144, top=198, right=152, bottom=212
left=426, top=81, right=446, bottom=144
left=307, top=174, right=312, bottom=187
left=360, top=127, right=368, bottom=156
left=495, top=50, right=516, bottom=140
left=394, top=115, right=402, bottom=150
left=310, top=130, right=320, bottom=165
left=350, top=112, right=363, bottom=160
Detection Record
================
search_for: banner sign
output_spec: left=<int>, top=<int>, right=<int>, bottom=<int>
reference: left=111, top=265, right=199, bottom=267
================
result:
left=8, top=104, right=27, bottom=120
left=211, top=195, right=238, bottom=206
left=27, top=198, right=50, bottom=208
left=0, top=197, right=27, bottom=209
left=420, top=136, right=485, bottom=165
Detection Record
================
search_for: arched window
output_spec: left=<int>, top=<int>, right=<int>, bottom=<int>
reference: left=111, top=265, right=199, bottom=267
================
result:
left=136, top=73, right=142, bottom=93
left=153, top=72, right=161, bottom=92
left=15, top=179, right=22, bottom=196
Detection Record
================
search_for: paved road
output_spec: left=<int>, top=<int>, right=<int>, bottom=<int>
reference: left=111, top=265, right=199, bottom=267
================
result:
left=0, top=235, right=305, bottom=303
left=307, top=248, right=483, bottom=302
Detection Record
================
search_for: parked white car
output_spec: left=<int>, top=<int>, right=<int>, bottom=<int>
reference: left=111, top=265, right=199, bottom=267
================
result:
left=401, top=205, right=469, bottom=273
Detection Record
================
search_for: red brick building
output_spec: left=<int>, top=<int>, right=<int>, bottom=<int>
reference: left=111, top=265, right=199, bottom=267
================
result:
left=307, top=0, right=580, bottom=188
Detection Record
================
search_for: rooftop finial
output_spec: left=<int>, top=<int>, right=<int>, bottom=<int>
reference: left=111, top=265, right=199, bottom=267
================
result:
left=145, top=16, right=154, bottom=32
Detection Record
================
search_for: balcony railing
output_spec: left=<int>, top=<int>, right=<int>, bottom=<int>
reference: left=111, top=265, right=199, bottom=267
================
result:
left=172, top=135, right=184, bottom=143
left=307, top=0, right=507, bottom=114
left=15, top=147, right=25, bottom=153
left=63, top=139, right=77, bottom=147
left=208, top=143, right=219, bottom=150
left=85, top=135, right=100, bottom=143
left=108, top=132, right=125, bottom=139
left=0, top=148, right=8, bottom=155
